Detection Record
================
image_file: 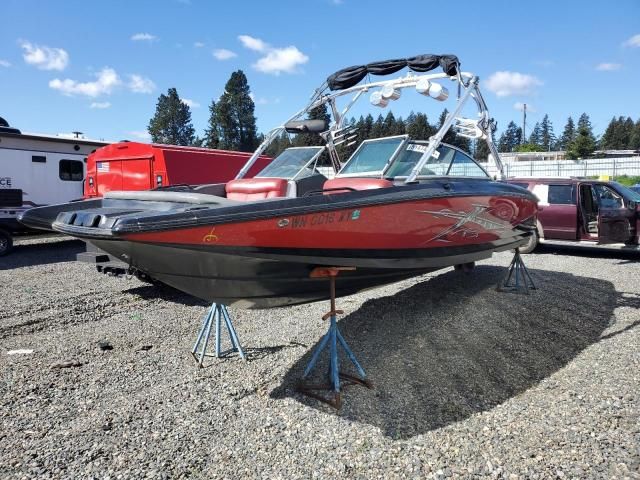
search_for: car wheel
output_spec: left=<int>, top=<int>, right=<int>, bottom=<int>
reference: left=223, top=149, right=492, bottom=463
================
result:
left=0, top=229, right=13, bottom=256
left=519, top=230, right=538, bottom=254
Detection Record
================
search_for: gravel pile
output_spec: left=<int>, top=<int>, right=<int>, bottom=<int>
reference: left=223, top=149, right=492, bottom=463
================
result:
left=1, top=236, right=639, bottom=479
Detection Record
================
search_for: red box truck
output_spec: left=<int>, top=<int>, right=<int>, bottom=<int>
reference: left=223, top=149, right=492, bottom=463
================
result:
left=84, top=141, right=271, bottom=198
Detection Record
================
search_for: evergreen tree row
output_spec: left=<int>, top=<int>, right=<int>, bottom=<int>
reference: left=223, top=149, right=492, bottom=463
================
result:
left=265, top=108, right=475, bottom=159
left=600, top=116, right=640, bottom=150
left=497, top=113, right=640, bottom=159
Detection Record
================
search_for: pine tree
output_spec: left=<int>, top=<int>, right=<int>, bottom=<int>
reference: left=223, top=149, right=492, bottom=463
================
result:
left=600, top=116, right=619, bottom=150
left=406, top=113, right=434, bottom=140
left=148, top=88, right=196, bottom=146
left=558, top=117, right=576, bottom=150
left=362, top=114, right=374, bottom=140
left=630, top=119, right=640, bottom=150
left=576, top=113, right=596, bottom=143
left=567, top=113, right=596, bottom=159
left=528, top=122, right=542, bottom=146
left=382, top=111, right=396, bottom=137
left=497, top=121, right=522, bottom=152
left=438, top=110, right=453, bottom=144
left=539, top=114, right=556, bottom=151
left=264, top=131, right=292, bottom=157
left=620, top=116, right=635, bottom=149
left=371, top=114, right=385, bottom=138
left=475, top=139, right=491, bottom=162
left=203, top=100, right=220, bottom=149
left=211, top=70, right=259, bottom=152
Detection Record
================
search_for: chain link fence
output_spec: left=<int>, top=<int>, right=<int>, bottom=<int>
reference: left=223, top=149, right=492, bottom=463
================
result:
left=487, top=156, right=640, bottom=179
left=319, top=157, right=640, bottom=180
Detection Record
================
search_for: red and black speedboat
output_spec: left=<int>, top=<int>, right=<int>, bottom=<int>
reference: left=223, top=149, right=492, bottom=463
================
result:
left=20, top=55, right=538, bottom=308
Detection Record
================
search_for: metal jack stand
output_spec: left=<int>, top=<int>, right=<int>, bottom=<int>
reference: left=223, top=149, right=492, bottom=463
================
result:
left=497, top=249, right=536, bottom=294
left=297, top=267, right=373, bottom=409
left=192, top=303, right=246, bottom=367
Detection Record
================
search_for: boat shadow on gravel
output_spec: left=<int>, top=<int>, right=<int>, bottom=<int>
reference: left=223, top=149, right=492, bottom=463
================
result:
left=124, top=283, right=209, bottom=307
left=271, top=265, right=628, bottom=439
left=0, top=238, right=85, bottom=270
left=536, top=244, right=640, bottom=264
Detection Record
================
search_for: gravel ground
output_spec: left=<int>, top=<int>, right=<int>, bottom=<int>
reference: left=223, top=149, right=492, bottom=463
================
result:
left=1, top=236, right=639, bottom=479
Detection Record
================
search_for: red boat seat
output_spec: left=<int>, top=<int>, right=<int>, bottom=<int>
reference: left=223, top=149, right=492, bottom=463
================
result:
left=323, top=177, right=394, bottom=194
left=225, top=177, right=289, bottom=201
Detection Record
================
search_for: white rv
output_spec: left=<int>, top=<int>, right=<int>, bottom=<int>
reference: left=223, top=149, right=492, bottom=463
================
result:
left=0, top=118, right=107, bottom=255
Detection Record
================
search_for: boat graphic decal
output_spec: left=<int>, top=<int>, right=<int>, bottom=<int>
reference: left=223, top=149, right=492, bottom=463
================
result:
left=420, top=205, right=507, bottom=243
left=202, top=227, right=219, bottom=243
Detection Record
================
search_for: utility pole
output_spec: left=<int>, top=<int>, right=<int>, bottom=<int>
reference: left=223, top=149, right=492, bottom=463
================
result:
left=522, top=104, right=527, bottom=144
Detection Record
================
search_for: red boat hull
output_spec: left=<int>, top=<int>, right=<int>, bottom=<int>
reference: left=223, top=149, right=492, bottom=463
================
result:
left=79, top=193, right=537, bottom=307
left=124, top=195, right=534, bottom=252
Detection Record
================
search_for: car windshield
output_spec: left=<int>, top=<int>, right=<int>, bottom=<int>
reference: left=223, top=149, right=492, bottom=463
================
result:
left=384, top=142, right=489, bottom=178
left=256, top=146, right=324, bottom=179
left=339, top=136, right=405, bottom=175
left=611, top=182, right=640, bottom=202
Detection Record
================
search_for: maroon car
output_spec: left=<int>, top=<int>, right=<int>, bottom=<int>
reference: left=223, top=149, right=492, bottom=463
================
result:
left=507, top=177, right=640, bottom=253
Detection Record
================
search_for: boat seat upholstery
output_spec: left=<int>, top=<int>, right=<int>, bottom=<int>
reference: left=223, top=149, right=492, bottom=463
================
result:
left=225, top=177, right=289, bottom=201
left=323, top=177, right=394, bottom=194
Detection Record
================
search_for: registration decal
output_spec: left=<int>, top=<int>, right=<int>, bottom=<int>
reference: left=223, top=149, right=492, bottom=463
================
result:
left=281, top=209, right=363, bottom=229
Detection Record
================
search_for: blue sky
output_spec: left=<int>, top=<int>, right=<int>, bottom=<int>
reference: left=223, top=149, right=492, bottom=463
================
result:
left=1, top=0, right=639, bottom=144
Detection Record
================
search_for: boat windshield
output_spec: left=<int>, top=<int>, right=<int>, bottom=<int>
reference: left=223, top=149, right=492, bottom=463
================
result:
left=256, top=146, right=324, bottom=179
left=338, top=136, right=406, bottom=175
left=384, top=142, right=489, bottom=178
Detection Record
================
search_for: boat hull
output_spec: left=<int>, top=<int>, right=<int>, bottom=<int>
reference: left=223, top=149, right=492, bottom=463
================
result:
left=41, top=179, right=537, bottom=308
left=90, top=235, right=524, bottom=308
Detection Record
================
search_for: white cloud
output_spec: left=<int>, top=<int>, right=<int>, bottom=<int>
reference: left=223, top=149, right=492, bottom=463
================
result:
left=485, top=71, right=542, bottom=97
left=513, top=102, right=536, bottom=113
left=131, top=33, right=157, bottom=42
left=21, top=42, right=69, bottom=71
left=596, top=62, right=622, bottom=71
left=0, top=60, right=10, bottom=67
left=238, top=35, right=268, bottom=52
left=249, top=93, right=280, bottom=106
left=182, top=98, right=200, bottom=108
left=253, top=46, right=308, bottom=75
left=90, top=101, right=111, bottom=109
left=622, top=34, right=640, bottom=48
left=194, top=41, right=205, bottom=48
left=213, top=48, right=237, bottom=60
left=49, top=68, right=120, bottom=97
left=128, top=74, right=155, bottom=93
left=239, top=35, right=309, bottom=75
left=128, top=130, right=151, bottom=141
